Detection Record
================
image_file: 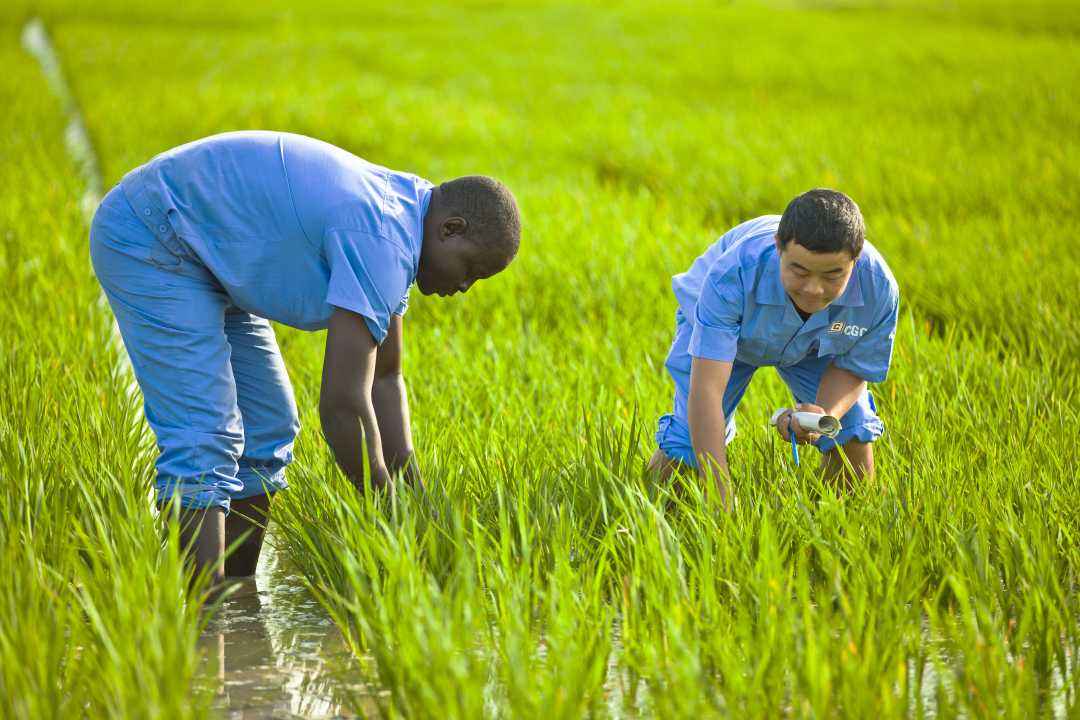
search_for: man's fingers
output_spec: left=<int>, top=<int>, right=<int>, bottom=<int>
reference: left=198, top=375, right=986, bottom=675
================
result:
left=787, top=403, right=827, bottom=444
left=776, top=409, right=793, bottom=442
left=794, top=426, right=819, bottom=445
left=792, top=422, right=815, bottom=444
left=787, top=412, right=815, bottom=445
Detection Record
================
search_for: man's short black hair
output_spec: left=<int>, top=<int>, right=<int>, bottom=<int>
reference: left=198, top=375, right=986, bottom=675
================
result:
left=439, top=175, right=521, bottom=271
left=777, top=188, right=865, bottom=257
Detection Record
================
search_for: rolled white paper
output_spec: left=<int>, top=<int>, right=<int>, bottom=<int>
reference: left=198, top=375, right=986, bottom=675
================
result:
left=769, top=409, right=842, bottom=438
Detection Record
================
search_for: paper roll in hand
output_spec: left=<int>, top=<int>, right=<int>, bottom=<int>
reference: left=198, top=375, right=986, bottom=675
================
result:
left=769, top=409, right=842, bottom=438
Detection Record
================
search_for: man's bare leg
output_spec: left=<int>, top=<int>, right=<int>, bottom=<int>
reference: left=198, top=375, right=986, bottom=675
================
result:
left=823, top=440, right=874, bottom=489
left=224, top=493, right=273, bottom=578
left=178, top=507, right=226, bottom=591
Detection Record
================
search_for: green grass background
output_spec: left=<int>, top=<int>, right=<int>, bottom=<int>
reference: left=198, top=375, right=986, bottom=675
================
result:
left=1, top=0, right=1078, bottom=717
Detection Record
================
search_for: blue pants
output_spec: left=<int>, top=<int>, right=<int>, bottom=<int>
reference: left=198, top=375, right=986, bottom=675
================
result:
left=89, top=185, right=298, bottom=512
left=656, top=322, right=884, bottom=469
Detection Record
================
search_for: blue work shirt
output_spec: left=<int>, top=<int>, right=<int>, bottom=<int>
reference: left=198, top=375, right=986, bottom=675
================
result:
left=120, top=131, right=433, bottom=342
left=668, top=215, right=900, bottom=384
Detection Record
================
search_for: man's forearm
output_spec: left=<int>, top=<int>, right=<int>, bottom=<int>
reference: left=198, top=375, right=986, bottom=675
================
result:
left=816, top=364, right=867, bottom=419
left=686, top=357, right=734, bottom=506
left=371, top=374, right=416, bottom=477
left=688, top=393, right=731, bottom=498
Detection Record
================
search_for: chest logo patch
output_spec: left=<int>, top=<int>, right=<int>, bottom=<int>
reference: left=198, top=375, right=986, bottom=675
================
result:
left=828, top=321, right=868, bottom=338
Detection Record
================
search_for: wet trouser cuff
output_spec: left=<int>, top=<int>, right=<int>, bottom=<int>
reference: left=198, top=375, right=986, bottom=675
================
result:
left=155, top=465, right=287, bottom=513
left=233, top=464, right=289, bottom=500
left=155, top=477, right=237, bottom=513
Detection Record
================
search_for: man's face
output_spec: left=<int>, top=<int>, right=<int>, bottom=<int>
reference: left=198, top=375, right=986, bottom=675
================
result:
left=416, top=232, right=504, bottom=297
left=417, top=240, right=474, bottom=296
left=776, top=236, right=857, bottom=314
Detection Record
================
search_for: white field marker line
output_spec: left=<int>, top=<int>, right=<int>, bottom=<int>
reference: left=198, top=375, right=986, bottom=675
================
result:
left=21, top=18, right=140, bottom=396
left=21, top=19, right=102, bottom=216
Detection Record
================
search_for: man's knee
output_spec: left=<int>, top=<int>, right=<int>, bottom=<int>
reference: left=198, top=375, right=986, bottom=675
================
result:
left=253, top=402, right=300, bottom=457
left=285, top=400, right=301, bottom=442
left=267, top=395, right=301, bottom=447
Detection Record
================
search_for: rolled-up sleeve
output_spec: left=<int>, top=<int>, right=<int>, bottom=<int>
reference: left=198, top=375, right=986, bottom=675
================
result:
left=324, top=229, right=411, bottom=343
left=688, top=266, right=743, bottom=362
left=834, top=294, right=899, bottom=383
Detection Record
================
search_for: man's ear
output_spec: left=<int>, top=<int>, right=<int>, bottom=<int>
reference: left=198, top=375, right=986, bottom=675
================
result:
left=774, top=233, right=783, bottom=254
left=441, top=216, right=468, bottom=240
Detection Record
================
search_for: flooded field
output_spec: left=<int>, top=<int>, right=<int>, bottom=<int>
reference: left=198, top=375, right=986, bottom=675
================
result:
left=3, top=0, right=1078, bottom=717
left=200, top=531, right=373, bottom=719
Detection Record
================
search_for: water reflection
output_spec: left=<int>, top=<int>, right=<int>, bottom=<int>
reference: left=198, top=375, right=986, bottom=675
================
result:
left=200, top=525, right=376, bottom=719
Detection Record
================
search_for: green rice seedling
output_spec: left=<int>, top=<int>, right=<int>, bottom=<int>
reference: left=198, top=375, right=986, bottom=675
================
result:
left=3, top=0, right=1077, bottom=716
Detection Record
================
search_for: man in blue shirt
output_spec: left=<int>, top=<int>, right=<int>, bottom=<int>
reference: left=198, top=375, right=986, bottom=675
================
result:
left=89, top=131, right=521, bottom=586
left=649, top=189, right=899, bottom=506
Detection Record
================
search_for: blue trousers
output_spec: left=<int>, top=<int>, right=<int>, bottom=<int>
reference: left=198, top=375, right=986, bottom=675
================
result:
left=89, top=185, right=298, bottom=512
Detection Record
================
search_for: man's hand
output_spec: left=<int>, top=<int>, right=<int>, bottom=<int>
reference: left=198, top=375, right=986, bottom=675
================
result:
left=369, top=463, right=392, bottom=492
left=775, top=402, right=827, bottom=445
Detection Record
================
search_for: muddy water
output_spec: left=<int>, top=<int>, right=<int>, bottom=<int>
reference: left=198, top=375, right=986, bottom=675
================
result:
left=195, top=540, right=1074, bottom=719
left=200, top=526, right=377, bottom=719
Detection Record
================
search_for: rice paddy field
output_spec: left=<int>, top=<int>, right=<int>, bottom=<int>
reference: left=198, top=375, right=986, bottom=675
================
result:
left=2, top=0, right=1079, bottom=717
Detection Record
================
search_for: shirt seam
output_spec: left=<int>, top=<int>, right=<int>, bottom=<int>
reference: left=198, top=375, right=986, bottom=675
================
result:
left=380, top=172, right=390, bottom=238
left=278, top=135, right=315, bottom=249
left=704, top=262, right=745, bottom=298
left=861, top=265, right=898, bottom=288
left=324, top=226, right=409, bottom=255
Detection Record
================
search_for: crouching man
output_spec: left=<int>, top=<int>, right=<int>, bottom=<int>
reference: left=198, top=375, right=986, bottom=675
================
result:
left=649, top=189, right=898, bottom=505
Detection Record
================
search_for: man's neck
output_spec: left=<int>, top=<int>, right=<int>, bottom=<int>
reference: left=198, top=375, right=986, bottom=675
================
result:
left=789, top=294, right=812, bottom=322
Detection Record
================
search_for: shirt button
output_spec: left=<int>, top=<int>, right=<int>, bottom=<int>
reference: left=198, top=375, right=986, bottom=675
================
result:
left=143, top=208, right=151, bottom=216
left=158, top=224, right=168, bottom=233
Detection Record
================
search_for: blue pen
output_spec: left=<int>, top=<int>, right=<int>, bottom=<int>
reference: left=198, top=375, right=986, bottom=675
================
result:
left=790, top=420, right=800, bottom=467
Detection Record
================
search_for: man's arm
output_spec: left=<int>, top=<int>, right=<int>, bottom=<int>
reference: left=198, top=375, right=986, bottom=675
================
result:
left=320, top=308, right=390, bottom=491
left=688, top=356, right=734, bottom=507
left=777, top=363, right=866, bottom=444
left=816, top=363, right=866, bottom=419
left=372, top=315, right=421, bottom=487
